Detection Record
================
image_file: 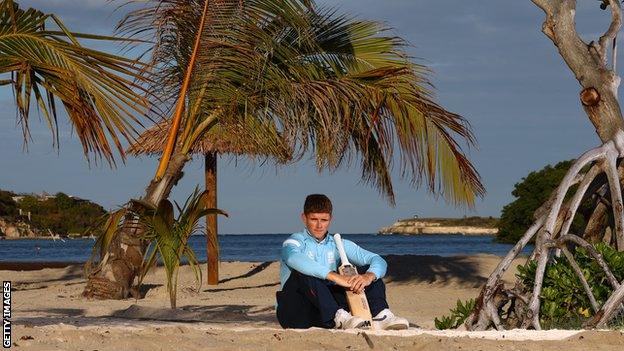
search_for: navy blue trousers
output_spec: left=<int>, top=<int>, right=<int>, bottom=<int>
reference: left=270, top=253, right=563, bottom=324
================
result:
left=276, top=267, right=389, bottom=329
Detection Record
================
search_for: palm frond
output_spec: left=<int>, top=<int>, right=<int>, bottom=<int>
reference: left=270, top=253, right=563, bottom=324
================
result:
left=118, top=0, right=484, bottom=206
left=0, top=0, right=149, bottom=165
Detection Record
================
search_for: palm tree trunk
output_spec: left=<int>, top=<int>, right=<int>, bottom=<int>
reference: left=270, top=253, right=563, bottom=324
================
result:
left=82, top=0, right=219, bottom=299
left=82, top=152, right=191, bottom=299
left=205, top=152, right=219, bottom=285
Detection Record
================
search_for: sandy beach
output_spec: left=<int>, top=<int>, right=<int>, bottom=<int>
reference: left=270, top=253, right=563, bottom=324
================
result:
left=2, top=254, right=624, bottom=350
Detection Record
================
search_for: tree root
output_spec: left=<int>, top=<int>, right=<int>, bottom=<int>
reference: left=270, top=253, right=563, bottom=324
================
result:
left=467, top=132, right=624, bottom=330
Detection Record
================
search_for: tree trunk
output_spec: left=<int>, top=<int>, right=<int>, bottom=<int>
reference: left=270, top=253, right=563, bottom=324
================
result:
left=583, top=201, right=609, bottom=243
left=82, top=152, right=191, bottom=299
left=82, top=0, right=229, bottom=299
left=205, top=152, right=219, bottom=285
left=467, top=0, right=624, bottom=330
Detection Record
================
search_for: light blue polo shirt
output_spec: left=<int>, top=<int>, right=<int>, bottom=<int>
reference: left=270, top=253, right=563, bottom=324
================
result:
left=279, top=229, right=387, bottom=289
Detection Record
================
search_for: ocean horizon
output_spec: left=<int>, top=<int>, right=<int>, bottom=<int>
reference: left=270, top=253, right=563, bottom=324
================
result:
left=0, top=233, right=531, bottom=263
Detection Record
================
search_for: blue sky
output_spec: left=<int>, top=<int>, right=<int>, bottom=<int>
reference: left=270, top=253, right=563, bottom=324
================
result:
left=0, top=1, right=615, bottom=233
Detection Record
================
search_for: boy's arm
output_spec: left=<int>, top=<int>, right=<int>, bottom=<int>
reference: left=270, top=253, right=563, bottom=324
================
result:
left=326, top=271, right=354, bottom=288
left=282, top=238, right=332, bottom=280
left=343, top=239, right=387, bottom=280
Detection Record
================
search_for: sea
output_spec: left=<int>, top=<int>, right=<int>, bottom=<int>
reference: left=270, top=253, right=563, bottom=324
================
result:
left=0, top=234, right=532, bottom=263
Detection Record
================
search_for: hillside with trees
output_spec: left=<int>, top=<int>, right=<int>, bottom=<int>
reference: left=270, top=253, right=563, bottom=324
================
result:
left=0, top=189, right=107, bottom=238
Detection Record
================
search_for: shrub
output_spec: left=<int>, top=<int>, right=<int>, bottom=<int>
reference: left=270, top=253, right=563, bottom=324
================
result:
left=0, top=190, right=17, bottom=217
left=516, top=243, right=624, bottom=329
left=434, top=298, right=475, bottom=329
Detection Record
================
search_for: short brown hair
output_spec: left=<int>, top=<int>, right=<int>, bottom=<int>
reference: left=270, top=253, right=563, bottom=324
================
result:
left=303, top=194, right=332, bottom=214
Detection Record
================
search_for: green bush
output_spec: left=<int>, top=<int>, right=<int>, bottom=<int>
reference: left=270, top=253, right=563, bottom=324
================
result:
left=516, top=243, right=624, bottom=329
left=434, top=299, right=476, bottom=330
left=0, top=190, right=17, bottom=217
left=497, top=160, right=593, bottom=243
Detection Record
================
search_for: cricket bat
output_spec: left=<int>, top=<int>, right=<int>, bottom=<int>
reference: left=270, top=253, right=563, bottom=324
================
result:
left=333, top=233, right=372, bottom=326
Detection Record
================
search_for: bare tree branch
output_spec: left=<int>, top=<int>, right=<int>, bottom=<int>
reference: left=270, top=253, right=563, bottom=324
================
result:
left=560, top=246, right=599, bottom=312
left=585, top=283, right=624, bottom=328
left=604, top=143, right=624, bottom=248
left=558, top=234, right=620, bottom=289
left=531, top=0, right=556, bottom=15
left=544, top=146, right=606, bottom=234
left=470, top=136, right=624, bottom=330
left=598, top=0, right=622, bottom=65
left=467, top=1, right=624, bottom=330
left=465, top=218, right=544, bottom=330
left=560, top=163, right=604, bottom=236
left=531, top=0, right=624, bottom=141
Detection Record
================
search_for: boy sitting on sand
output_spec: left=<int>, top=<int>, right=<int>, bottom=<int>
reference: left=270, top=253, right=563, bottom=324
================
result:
left=276, top=194, right=409, bottom=330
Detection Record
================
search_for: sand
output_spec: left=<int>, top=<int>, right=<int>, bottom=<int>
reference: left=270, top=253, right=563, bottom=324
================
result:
left=2, top=254, right=624, bottom=350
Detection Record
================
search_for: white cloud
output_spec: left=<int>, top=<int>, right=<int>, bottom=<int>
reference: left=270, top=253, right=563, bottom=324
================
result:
left=25, top=0, right=107, bottom=9
left=448, top=13, right=499, bottom=35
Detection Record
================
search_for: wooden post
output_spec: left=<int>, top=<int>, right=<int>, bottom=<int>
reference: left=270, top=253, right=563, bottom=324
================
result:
left=205, top=152, right=219, bottom=285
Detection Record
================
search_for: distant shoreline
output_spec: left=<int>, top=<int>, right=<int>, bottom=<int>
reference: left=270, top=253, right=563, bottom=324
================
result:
left=0, top=236, right=96, bottom=240
left=379, top=217, right=499, bottom=236
left=1, top=231, right=500, bottom=240
left=0, top=261, right=84, bottom=271
left=379, top=230, right=497, bottom=236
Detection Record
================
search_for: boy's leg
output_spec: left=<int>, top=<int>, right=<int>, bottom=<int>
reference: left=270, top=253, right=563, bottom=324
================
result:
left=276, top=270, right=341, bottom=328
left=329, top=284, right=350, bottom=311
left=354, top=267, right=409, bottom=330
left=293, top=271, right=343, bottom=327
left=276, top=273, right=318, bottom=328
left=356, top=265, right=389, bottom=317
left=330, top=276, right=389, bottom=317
left=363, top=278, right=390, bottom=317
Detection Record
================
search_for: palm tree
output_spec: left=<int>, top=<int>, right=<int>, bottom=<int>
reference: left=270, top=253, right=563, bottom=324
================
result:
left=83, top=0, right=485, bottom=299
left=0, top=0, right=147, bottom=164
left=127, top=117, right=292, bottom=285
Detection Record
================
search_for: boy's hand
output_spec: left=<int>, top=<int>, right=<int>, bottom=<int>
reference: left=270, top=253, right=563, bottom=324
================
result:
left=326, top=271, right=352, bottom=288
left=348, top=272, right=376, bottom=294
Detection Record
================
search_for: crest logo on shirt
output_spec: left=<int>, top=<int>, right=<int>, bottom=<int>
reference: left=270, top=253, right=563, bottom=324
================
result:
left=326, top=251, right=335, bottom=264
left=307, top=251, right=314, bottom=259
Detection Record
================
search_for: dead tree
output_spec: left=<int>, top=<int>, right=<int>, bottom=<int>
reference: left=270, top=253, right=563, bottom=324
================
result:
left=466, top=0, right=624, bottom=330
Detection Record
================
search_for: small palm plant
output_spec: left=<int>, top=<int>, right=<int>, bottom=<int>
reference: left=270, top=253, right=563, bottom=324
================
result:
left=132, top=188, right=227, bottom=309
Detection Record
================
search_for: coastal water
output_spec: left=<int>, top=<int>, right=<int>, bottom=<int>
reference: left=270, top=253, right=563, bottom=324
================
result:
left=0, top=234, right=532, bottom=263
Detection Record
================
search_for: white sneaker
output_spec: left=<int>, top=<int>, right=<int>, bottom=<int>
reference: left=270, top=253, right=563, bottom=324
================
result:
left=334, top=308, right=367, bottom=329
left=372, top=309, right=409, bottom=330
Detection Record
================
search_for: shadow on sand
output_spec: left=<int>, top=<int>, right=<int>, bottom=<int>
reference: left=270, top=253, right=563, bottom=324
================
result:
left=383, top=255, right=487, bottom=287
left=11, top=264, right=85, bottom=291
left=113, top=304, right=276, bottom=324
left=218, top=262, right=274, bottom=284
left=15, top=304, right=277, bottom=328
left=203, top=282, right=279, bottom=293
